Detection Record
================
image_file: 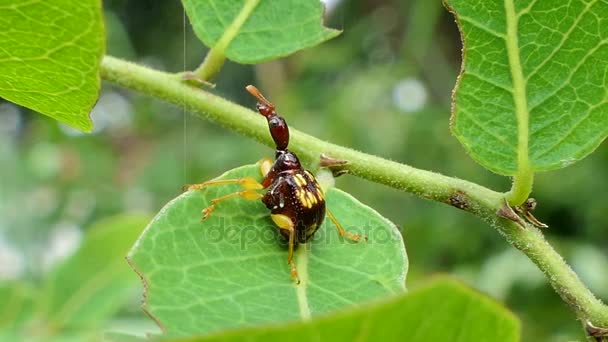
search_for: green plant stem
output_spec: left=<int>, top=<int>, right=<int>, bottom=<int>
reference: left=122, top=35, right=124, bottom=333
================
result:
left=193, top=48, right=226, bottom=81
left=192, top=0, right=260, bottom=80
left=100, top=55, right=608, bottom=329
left=507, top=168, right=534, bottom=207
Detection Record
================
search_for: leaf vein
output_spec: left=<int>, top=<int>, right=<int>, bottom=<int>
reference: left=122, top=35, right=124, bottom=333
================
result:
left=458, top=15, right=506, bottom=39
left=525, top=0, right=599, bottom=82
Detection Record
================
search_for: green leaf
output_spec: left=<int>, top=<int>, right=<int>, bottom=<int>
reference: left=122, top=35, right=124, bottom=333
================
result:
left=0, top=282, right=34, bottom=330
left=182, top=0, right=340, bottom=63
left=165, top=277, right=520, bottom=342
left=128, top=164, right=407, bottom=337
left=447, top=0, right=608, bottom=175
left=104, top=332, right=149, bottom=342
left=36, top=214, right=151, bottom=332
left=0, top=0, right=105, bottom=132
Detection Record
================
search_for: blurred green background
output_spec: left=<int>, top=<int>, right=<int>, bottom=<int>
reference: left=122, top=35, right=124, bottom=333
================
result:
left=1, top=0, right=606, bottom=340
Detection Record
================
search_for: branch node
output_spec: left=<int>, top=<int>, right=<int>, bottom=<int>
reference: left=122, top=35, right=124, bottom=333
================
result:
left=180, top=72, right=216, bottom=88
left=497, top=199, right=526, bottom=228
left=514, top=198, right=549, bottom=228
left=320, top=153, right=349, bottom=177
left=586, top=321, right=608, bottom=341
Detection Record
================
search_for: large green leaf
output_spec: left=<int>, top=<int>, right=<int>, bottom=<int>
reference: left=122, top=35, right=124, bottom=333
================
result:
left=35, top=214, right=151, bottom=332
left=447, top=0, right=608, bottom=175
left=0, top=0, right=104, bottom=132
left=128, top=164, right=407, bottom=337
left=182, top=0, right=339, bottom=63
left=0, top=282, right=34, bottom=331
left=166, top=278, right=520, bottom=342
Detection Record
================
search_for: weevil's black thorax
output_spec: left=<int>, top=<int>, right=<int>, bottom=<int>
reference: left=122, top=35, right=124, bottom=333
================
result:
left=274, top=150, right=301, bottom=171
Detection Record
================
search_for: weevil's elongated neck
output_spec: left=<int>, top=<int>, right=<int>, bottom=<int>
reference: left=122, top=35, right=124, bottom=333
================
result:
left=265, top=111, right=289, bottom=151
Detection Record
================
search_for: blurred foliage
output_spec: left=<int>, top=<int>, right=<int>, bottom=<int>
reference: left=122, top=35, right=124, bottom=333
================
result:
left=0, top=0, right=606, bottom=341
left=0, top=215, right=155, bottom=340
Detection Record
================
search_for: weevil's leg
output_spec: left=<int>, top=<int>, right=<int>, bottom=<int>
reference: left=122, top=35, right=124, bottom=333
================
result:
left=201, top=190, right=262, bottom=219
left=271, top=214, right=300, bottom=284
left=183, top=177, right=263, bottom=191
left=258, top=158, right=273, bottom=177
left=258, top=157, right=275, bottom=188
left=326, top=208, right=367, bottom=242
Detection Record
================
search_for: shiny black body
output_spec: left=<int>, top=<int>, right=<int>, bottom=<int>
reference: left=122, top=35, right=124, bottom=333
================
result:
left=261, top=151, right=326, bottom=245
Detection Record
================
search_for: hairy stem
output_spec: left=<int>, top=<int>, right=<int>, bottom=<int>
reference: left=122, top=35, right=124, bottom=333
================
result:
left=193, top=48, right=226, bottom=81
left=100, top=55, right=608, bottom=328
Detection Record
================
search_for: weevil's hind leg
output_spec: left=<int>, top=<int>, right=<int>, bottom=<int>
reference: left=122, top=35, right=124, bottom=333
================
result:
left=271, top=214, right=301, bottom=284
left=326, top=208, right=367, bottom=242
left=183, top=177, right=263, bottom=191
left=201, top=190, right=262, bottom=220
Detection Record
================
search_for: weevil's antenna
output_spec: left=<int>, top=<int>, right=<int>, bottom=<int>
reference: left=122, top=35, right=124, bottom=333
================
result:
left=246, top=85, right=275, bottom=113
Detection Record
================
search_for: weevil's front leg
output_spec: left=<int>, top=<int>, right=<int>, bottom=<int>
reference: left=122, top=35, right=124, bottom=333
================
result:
left=201, top=190, right=262, bottom=220
left=183, top=176, right=263, bottom=191
left=258, top=157, right=275, bottom=188
left=326, top=208, right=367, bottom=242
left=258, top=157, right=273, bottom=177
left=203, top=190, right=262, bottom=220
left=183, top=176, right=264, bottom=220
left=271, top=214, right=300, bottom=284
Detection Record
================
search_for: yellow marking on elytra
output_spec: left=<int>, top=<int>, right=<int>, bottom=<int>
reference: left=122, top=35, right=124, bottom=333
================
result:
left=297, top=190, right=309, bottom=208
left=315, top=189, right=324, bottom=201
left=315, top=183, right=323, bottom=193
left=306, top=223, right=317, bottom=237
left=294, top=174, right=307, bottom=187
left=306, top=191, right=317, bottom=205
left=303, top=196, right=312, bottom=208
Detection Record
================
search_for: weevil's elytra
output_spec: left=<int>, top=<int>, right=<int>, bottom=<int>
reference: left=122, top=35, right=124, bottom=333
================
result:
left=262, top=157, right=326, bottom=244
left=184, top=85, right=364, bottom=284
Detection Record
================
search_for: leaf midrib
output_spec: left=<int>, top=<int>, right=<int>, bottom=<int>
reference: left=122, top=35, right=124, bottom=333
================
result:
left=294, top=247, right=311, bottom=320
left=504, top=0, right=531, bottom=176
left=213, top=0, right=260, bottom=53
